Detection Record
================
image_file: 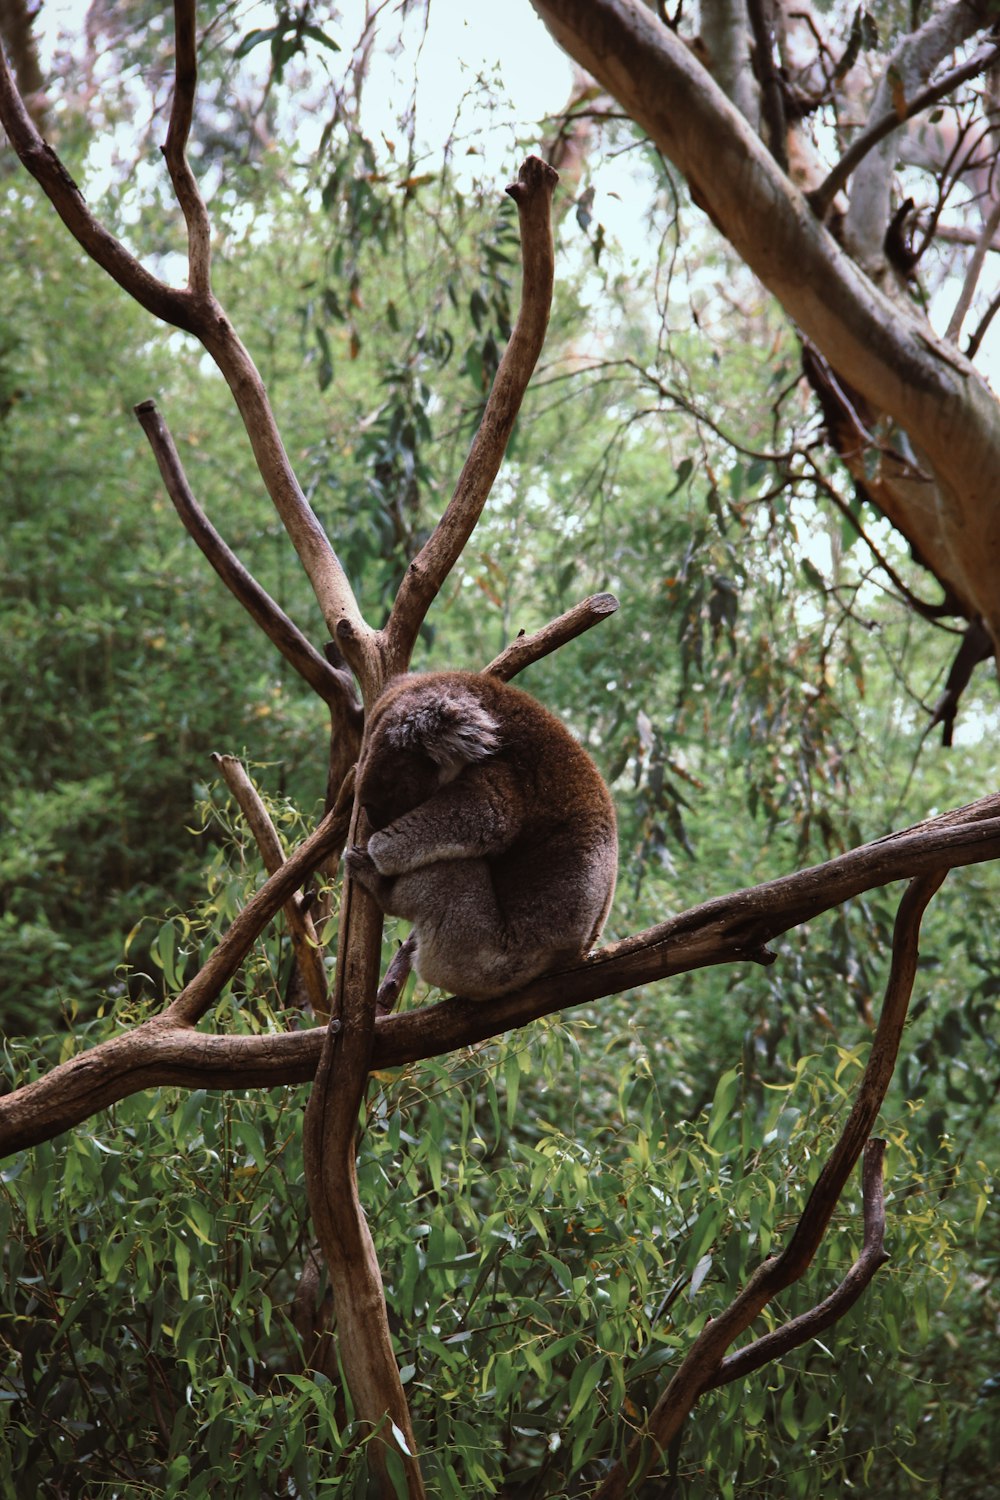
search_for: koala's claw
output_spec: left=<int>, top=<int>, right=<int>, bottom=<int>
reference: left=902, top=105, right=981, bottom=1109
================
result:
left=344, top=844, right=375, bottom=882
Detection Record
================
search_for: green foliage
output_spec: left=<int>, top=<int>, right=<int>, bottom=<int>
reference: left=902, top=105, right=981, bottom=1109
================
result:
left=2, top=8, right=1000, bottom=1496
left=2, top=998, right=997, bottom=1496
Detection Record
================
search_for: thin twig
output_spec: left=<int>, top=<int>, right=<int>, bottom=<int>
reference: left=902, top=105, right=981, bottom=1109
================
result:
left=809, top=41, right=1000, bottom=221
left=213, top=754, right=330, bottom=1020
left=946, top=190, right=1000, bottom=341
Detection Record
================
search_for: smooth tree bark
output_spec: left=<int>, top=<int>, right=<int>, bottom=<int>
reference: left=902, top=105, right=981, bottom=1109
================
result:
left=530, top=0, right=1000, bottom=664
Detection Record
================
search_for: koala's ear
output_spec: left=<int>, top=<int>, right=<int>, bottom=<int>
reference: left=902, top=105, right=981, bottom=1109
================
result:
left=386, top=683, right=500, bottom=775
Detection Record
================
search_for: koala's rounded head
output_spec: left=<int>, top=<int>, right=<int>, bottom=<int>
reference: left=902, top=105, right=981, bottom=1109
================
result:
left=357, top=676, right=501, bottom=830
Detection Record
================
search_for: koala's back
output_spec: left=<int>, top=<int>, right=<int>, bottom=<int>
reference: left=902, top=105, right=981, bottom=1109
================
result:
left=418, top=671, right=617, bottom=946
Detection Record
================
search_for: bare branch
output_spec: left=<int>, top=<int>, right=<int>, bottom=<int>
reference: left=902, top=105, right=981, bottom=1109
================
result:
left=382, top=156, right=558, bottom=670
left=213, top=753, right=330, bottom=1020
left=2, top=797, right=998, bottom=1158
left=0, top=41, right=195, bottom=330
left=705, top=1138, right=890, bottom=1390
left=946, top=190, right=1000, bottom=341
left=594, top=871, right=943, bottom=1497
left=484, top=592, right=620, bottom=680
left=839, top=5, right=998, bottom=258
left=373, top=800, right=1000, bottom=1067
left=0, top=28, right=374, bottom=677
left=134, top=400, right=351, bottom=706
left=163, top=0, right=212, bottom=297
left=165, top=781, right=353, bottom=1029
left=811, top=40, right=1000, bottom=225
left=0, top=798, right=353, bottom=1156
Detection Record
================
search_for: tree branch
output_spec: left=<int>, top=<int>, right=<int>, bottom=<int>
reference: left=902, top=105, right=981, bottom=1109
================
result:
left=134, top=400, right=352, bottom=707
left=840, top=0, right=996, bottom=262
left=594, top=871, right=943, bottom=1497
left=484, top=592, right=620, bottom=680
left=0, top=39, right=196, bottom=330
left=705, top=1138, right=891, bottom=1391
left=382, top=156, right=558, bottom=671
left=812, top=38, right=1000, bottom=226
left=163, top=0, right=212, bottom=298
left=213, top=753, right=330, bottom=1020
left=0, top=23, right=374, bottom=674
left=3, top=796, right=998, bottom=1157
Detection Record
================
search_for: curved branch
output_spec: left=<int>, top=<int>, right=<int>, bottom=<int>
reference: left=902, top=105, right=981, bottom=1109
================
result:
left=594, top=871, right=943, bottom=1498
left=811, top=37, right=1000, bottom=225
left=382, top=156, right=558, bottom=671
left=841, top=1, right=996, bottom=263
left=0, top=41, right=196, bottom=331
left=134, top=400, right=350, bottom=707
left=0, top=27, right=374, bottom=675
left=528, top=0, right=1000, bottom=649
left=3, top=796, right=998, bottom=1157
left=135, top=401, right=348, bottom=702
left=163, top=0, right=212, bottom=296
left=705, top=1138, right=890, bottom=1391
left=484, top=592, right=619, bottom=680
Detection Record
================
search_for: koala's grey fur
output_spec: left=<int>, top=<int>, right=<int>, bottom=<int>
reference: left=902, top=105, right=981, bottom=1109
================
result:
left=345, top=671, right=617, bottom=999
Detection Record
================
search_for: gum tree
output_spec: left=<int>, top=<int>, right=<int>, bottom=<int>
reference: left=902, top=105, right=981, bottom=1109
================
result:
left=1, top=4, right=999, bottom=1495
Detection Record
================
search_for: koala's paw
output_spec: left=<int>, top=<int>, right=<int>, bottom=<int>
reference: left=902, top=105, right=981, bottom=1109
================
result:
left=344, top=844, right=377, bottom=886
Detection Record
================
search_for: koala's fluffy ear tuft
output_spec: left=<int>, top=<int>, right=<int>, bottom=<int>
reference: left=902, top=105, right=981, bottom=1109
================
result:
left=386, top=683, right=500, bottom=776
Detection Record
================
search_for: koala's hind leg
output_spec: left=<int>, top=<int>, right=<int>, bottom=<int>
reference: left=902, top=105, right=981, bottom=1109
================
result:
left=390, top=859, right=546, bottom=1000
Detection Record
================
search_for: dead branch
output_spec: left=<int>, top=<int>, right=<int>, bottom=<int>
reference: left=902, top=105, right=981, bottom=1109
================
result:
left=163, top=0, right=212, bottom=298
left=0, top=25, right=372, bottom=670
left=594, top=871, right=943, bottom=1497
left=213, top=753, right=330, bottom=1020
left=135, top=400, right=350, bottom=707
left=946, top=191, right=1000, bottom=341
left=2, top=795, right=998, bottom=1158
left=810, top=40, right=1000, bottom=222
left=705, top=1138, right=890, bottom=1391
left=381, top=156, right=559, bottom=671
left=484, top=592, right=620, bottom=680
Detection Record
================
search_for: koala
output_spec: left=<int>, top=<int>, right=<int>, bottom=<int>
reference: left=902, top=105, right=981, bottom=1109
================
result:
left=344, top=671, right=617, bottom=1000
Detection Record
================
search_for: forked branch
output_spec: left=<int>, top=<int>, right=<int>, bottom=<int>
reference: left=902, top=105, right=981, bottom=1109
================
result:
left=593, top=871, right=944, bottom=1498
left=1, top=796, right=998, bottom=1157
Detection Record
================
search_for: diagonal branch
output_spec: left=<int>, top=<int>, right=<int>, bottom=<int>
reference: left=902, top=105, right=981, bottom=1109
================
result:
left=2, top=796, right=998, bottom=1157
left=0, top=40, right=195, bottom=330
left=484, top=592, right=619, bottom=680
left=134, top=400, right=352, bottom=708
left=213, top=753, right=330, bottom=1020
left=705, top=1138, right=890, bottom=1391
left=811, top=38, right=1000, bottom=225
left=0, top=22, right=373, bottom=673
left=593, top=871, right=944, bottom=1498
left=382, top=156, right=559, bottom=671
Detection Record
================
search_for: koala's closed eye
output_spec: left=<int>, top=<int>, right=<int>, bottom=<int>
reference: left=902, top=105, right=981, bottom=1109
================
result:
left=347, top=670, right=617, bottom=1000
